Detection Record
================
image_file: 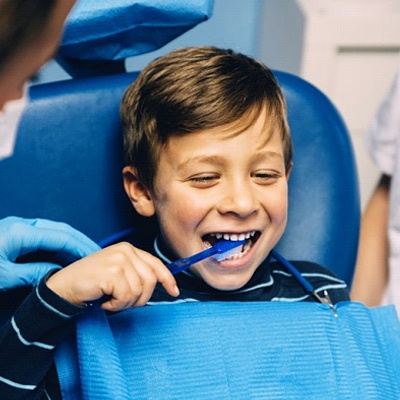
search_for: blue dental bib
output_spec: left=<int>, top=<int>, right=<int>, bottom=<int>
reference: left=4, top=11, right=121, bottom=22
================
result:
left=55, top=301, right=400, bottom=399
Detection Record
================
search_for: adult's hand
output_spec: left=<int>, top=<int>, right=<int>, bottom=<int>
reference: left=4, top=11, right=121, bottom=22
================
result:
left=0, top=216, right=100, bottom=290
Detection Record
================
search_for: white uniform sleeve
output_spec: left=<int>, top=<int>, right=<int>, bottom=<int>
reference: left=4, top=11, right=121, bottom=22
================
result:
left=365, top=59, right=400, bottom=177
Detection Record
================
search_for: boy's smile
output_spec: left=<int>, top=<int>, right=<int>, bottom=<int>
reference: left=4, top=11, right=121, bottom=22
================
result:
left=126, top=108, right=290, bottom=291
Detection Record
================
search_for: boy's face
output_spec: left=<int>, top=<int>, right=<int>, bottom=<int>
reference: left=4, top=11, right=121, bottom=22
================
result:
left=125, top=109, right=291, bottom=291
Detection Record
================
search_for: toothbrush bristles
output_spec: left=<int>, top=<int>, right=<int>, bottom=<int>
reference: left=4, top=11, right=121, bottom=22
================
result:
left=214, top=241, right=244, bottom=261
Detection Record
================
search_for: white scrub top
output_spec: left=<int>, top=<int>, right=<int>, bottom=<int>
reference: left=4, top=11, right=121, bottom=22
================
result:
left=365, top=59, right=400, bottom=312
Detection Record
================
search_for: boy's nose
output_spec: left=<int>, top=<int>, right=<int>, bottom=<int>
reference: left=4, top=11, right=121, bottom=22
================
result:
left=217, top=180, right=259, bottom=218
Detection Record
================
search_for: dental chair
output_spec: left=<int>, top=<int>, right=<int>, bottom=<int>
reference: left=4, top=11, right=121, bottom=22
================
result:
left=0, top=69, right=360, bottom=286
left=4, top=2, right=400, bottom=397
left=0, top=1, right=359, bottom=313
left=0, top=67, right=360, bottom=333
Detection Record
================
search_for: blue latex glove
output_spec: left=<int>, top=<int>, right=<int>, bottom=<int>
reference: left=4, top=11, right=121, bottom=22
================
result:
left=0, top=217, right=101, bottom=290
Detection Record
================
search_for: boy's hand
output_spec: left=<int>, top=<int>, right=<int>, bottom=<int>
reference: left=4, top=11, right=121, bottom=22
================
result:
left=46, top=242, right=179, bottom=311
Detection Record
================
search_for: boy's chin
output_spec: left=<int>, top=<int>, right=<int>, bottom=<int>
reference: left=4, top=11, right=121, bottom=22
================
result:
left=200, top=272, right=253, bottom=292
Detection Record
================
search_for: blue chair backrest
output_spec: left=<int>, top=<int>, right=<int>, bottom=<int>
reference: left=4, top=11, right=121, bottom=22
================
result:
left=0, top=70, right=360, bottom=286
left=274, top=71, right=360, bottom=286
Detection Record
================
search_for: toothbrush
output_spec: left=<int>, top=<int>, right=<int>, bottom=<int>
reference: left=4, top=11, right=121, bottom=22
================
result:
left=86, top=239, right=245, bottom=307
left=167, top=239, right=246, bottom=275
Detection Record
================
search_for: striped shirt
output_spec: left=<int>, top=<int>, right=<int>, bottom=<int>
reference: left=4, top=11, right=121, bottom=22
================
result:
left=0, top=233, right=349, bottom=399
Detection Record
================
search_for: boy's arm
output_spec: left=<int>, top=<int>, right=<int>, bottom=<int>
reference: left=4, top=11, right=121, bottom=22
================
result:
left=0, top=241, right=179, bottom=399
left=0, top=271, right=83, bottom=400
left=351, top=174, right=390, bottom=306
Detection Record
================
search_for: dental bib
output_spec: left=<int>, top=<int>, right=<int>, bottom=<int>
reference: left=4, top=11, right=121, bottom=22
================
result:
left=55, top=301, right=400, bottom=400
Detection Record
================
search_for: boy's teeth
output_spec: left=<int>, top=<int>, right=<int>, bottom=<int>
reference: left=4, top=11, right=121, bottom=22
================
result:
left=210, top=231, right=256, bottom=241
left=224, top=233, right=238, bottom=241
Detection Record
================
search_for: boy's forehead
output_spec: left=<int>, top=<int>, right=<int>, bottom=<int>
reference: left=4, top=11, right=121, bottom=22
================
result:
left=164, top=108, right=283, bottom=155
left=192, top=106, right=280, bottom=145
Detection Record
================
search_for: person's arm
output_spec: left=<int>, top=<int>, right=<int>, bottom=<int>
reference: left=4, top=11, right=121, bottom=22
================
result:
left=351, top=174, right=390, bottom=306
left=0, top=241, right=179, bottom=399
left=0, top=271, right=83, bottom=400
left=46, top=242, right=179, bottom=311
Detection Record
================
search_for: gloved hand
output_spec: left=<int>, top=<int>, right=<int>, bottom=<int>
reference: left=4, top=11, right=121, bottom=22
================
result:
left=0, top=216, right=100, bottom=290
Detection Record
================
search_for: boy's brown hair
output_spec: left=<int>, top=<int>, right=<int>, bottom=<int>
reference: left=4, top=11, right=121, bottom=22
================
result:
left=121, top=46, right=292, bottom=192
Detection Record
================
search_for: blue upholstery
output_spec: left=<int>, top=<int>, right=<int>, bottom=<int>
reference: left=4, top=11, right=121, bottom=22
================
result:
left=0, top=70, right=360, bottom=286
left=57, top=0, right=214, bottom=78
left=274, top=72, right=360, bottom=286
left=0, top=73, right=139, bottom=243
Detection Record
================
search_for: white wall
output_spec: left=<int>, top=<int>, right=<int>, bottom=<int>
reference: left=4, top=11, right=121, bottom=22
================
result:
left=258, top=0, right=400, bottom=208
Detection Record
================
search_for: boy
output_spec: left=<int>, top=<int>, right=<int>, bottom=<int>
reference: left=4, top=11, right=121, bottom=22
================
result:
left=0, top=46, right=349, bottom=399
left=118, top=46, right=349, bottom=303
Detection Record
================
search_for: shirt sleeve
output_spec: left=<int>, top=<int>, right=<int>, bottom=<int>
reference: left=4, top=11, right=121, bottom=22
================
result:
left=0, top=270, right=84, bottom=400
left=365, top=58, right=400, bottom=176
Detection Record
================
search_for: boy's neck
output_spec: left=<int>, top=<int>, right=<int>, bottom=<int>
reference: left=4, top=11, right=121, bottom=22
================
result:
left=153, top=235, right=179, bottom=264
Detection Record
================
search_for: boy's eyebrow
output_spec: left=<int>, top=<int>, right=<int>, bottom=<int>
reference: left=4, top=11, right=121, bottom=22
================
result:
left=178, top=151, right=283, bottom=168
left=178, top=155, right=226, bottom=168
left=252, top=150, right=284, bottom=162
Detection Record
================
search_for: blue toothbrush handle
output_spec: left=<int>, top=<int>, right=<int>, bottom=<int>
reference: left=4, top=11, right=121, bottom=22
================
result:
left=167, top=246, right=217, bottom=274
left=167, top=240, right=245, bottom=275
left=167, top=258, right=192, bottom=274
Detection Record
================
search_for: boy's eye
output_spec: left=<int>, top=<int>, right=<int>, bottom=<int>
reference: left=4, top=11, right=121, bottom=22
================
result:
left=189, top=174, right=220, bottom=187
left=252, top=171, right=281, bottom=183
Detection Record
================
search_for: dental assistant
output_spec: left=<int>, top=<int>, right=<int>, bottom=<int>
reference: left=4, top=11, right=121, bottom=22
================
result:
left=0, top=0, right=100, bottom=291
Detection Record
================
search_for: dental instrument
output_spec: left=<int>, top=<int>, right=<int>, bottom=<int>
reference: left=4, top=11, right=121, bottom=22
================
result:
left=271, top=250, right=338, bottom=317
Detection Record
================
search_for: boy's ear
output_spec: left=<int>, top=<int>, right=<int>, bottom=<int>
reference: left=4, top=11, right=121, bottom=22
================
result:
left=123, top=166, right=156, bottom=217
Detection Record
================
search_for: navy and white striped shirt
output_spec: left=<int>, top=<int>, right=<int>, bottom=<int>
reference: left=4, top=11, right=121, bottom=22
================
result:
left=0, top=234, right=349, bottom=399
